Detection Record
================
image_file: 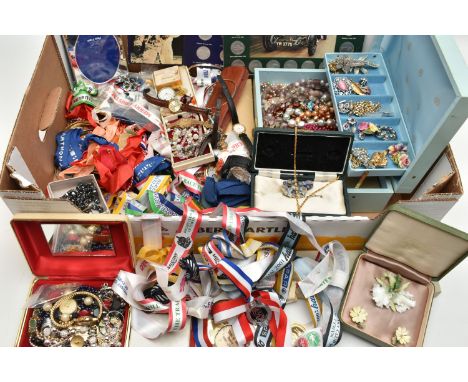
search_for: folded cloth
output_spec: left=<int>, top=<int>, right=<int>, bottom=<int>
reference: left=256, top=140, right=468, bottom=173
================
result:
left=201, top=177, right=250, bottom=208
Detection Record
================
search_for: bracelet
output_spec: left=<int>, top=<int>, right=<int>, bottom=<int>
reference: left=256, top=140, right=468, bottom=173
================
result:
left=50, top=291, right=103, bottom=329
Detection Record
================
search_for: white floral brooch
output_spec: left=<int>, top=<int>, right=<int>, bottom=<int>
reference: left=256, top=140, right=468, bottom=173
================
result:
left=371, top=271, right=416, bottom=313
left=392, top=326, right=411, bottom=346
left=349, top=306, right=368, bottom=328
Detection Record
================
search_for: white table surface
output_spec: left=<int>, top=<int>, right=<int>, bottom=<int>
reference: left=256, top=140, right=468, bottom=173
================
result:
left=0, top=36, right=467, bottom=347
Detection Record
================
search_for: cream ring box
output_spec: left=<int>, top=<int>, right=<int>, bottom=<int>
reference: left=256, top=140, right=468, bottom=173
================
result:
left=251, top=128, right=353, bottom=216
left=340, top=205, right=468, bottom=346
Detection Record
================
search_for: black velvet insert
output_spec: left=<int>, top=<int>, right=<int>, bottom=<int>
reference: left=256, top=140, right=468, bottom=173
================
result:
left=253, top=129, right=353, bottom=173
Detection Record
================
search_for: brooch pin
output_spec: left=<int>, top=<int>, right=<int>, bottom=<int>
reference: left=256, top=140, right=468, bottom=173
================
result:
left=338, top=100, right=382, bottom=117
left=392, top=327, right=411, bottom=346
left=333, top=77, right=371, bottom=96
left=281, top=179, right=315, bottom=198
left=388, top=143, right=411, bottom=168
left=328, top=55, right=379, bottom=75
left=349, top=306, right=368, bottom=328
left=369, top=150, right=388, bottom=168
left=371, top=271, right=416, bottom=313
left=357, top=122, right=397, bottom=141
left=351, top=148, right=371, bottom=169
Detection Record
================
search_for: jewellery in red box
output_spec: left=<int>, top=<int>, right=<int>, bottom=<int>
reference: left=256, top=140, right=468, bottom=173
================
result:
left=28, top=284, right=127, bottom=347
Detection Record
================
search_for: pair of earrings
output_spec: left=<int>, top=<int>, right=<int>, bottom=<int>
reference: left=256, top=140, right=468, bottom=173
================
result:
left=348, top=306, right=411, bottom=346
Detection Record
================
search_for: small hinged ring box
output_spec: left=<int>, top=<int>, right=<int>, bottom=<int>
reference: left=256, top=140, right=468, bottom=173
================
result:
left=251, top=128, right=354, bottom=216
left=11, top=213, right=135, bottom=347
left=340, top=205, right=468, bottom=346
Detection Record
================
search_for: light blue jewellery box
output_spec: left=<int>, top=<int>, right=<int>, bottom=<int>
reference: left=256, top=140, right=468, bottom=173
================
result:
left=253, top=68, right=394, bottom=213
left=325, top=35, right=468, bottom=193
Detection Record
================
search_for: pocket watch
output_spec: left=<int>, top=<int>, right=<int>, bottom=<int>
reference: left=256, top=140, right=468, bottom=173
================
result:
left=158, top=87, right=176, bottom=101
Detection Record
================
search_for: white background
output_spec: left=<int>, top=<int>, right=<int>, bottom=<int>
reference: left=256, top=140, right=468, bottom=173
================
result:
left=0, top=35, right=467, bottom=347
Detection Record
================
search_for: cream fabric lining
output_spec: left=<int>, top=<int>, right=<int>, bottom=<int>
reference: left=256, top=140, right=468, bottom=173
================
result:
left=254, top=175, right=346, bottom=215
left=341, top=252, right=434, bottom=347
left=366, top=211, right=468, bottom=278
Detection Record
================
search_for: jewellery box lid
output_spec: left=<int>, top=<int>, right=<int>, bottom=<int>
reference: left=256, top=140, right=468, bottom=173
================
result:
left=370, top=36, right=468, bottom=192
left=10, top=213, right=135, bottom=279
left=252, top=128, right=353, bottom=176
left=365, top=205, right=468, bottom=281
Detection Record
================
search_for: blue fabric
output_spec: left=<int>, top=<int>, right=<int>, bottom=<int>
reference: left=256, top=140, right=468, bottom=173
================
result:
left=201, top=177, right=250, bottom=208
left=82, top=134, right=118, bottom=150
left=55, top=129, right=118, bottom=170
left=133, top=156, right=171, bottom=184
left=55, top=128, right=84, bottom=170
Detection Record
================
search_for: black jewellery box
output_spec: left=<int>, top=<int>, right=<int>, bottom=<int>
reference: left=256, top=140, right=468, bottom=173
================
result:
left=251, top=128, right=354, bottom=216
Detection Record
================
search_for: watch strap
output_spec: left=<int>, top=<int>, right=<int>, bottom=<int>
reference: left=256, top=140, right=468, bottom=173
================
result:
left=217, top=76, right=239, bottom=125
left=143, top=88, right=210, bottom=118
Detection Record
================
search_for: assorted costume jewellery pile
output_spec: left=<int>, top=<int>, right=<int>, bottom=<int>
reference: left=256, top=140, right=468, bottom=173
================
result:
left=260, top=79, right=337, bottom=130
left=27, top=284, right=127, bottom=347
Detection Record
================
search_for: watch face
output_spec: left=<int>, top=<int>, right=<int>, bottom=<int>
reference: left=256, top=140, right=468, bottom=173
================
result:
left=158, top=87, right=176, bottom=101
left=59, top=299, right=78, bottom=314
left=233, top=123, right=245, bottom=135
left=168, top=98, right=182, bottom=113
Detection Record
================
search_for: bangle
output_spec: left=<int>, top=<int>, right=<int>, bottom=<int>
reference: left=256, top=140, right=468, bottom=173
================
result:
left=50, top=291, right=102, bottom=329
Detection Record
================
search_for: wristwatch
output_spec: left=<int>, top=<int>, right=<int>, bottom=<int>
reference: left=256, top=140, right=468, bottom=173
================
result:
left=217, top=76, right=253, bottom=156
left=143, top=88, right=210, bottom=118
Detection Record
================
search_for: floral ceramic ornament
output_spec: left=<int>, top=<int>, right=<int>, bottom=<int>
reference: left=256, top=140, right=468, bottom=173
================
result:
left=388, top=143, right=410, bottom=168
left=371, top=271, right=416, bottom=313
left=349, top=306, right=368, bottom=328
left=392, top=327, right=411, bottom=346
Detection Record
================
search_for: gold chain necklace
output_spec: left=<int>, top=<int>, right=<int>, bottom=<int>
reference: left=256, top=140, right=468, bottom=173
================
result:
left=293, top=125, right=338, bottom=215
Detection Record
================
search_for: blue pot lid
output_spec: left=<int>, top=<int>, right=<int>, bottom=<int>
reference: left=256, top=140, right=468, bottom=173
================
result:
left=75, top=35, right=120, bottom=84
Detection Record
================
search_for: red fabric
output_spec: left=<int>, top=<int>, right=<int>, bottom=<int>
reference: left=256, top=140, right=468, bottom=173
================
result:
left=119, top=129, right=146, bottom=168
left=93, top=146, right=134, bottom=194
left=93, top=129, right=146, bottom=194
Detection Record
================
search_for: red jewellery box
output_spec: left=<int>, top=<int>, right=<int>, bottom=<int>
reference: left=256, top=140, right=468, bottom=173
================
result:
left=11, top=213, right=135, bottom=347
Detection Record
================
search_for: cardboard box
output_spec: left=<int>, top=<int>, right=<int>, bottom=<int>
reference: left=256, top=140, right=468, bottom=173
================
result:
left=10, top=213, right=135, bottom=347
left=390, top=146, right=464, bottom=220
